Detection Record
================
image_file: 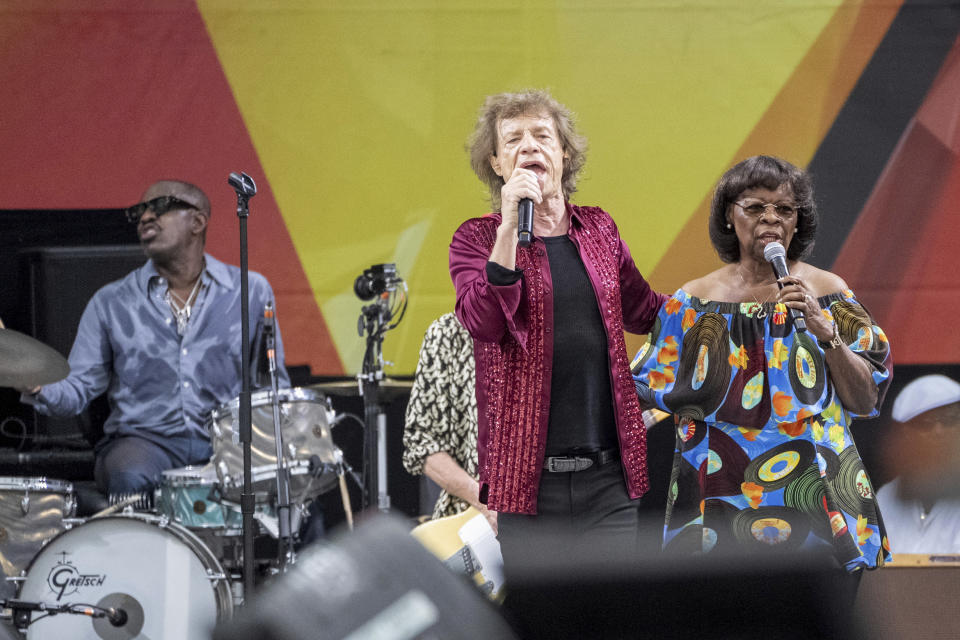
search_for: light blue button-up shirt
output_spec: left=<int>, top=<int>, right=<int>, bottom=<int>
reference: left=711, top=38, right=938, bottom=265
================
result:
left=26, top=254, right=289, bottom=453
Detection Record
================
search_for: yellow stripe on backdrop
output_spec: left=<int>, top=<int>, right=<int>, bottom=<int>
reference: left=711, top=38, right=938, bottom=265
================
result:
left=199, top=0, right=867, bottom=374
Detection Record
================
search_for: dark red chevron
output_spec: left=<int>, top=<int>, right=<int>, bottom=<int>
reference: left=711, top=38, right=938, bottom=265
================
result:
left=0, top=0, right=341, bottom=372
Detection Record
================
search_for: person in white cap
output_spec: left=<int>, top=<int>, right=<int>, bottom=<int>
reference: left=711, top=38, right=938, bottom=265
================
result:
left=875, top=374, right=960, bottom=553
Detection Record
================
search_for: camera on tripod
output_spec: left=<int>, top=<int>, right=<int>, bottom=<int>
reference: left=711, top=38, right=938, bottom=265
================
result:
left=353, top=263, right=402, bottom=300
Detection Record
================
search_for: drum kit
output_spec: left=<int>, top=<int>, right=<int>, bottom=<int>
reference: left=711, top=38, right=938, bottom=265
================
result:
left=0, top=327, right=373, bottom=639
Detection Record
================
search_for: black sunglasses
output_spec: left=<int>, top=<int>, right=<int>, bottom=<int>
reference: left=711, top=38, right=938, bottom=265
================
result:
left=125, top=196, right=199, bottom=224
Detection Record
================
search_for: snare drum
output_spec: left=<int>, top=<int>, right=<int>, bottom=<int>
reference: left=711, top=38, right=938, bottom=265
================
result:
left=18, top=513, right=232, bottom=639
left=0, top=477, right=75, bottom=596
left=209, top=387, right=340, bottom=501
left=154, top=465, right=276, bottom=532
left=154, top=466, right=229, bottom=530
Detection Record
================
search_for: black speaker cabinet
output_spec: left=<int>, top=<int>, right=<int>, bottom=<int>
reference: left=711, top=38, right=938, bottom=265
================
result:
left=19, top=245, right=146, bottom=441
left=215, top=513, right=517, bottom=640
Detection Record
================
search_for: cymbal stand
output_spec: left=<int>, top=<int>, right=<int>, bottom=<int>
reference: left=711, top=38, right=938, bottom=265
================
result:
left=263, top=302, right=293, bottom=568
left=227, top=170, right=258, bottom=598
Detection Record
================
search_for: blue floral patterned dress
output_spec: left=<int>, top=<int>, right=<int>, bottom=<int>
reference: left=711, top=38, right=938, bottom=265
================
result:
left=632, top=288, right=892, bottom=571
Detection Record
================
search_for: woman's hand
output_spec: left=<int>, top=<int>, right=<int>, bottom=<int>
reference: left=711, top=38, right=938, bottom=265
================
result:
left=777, top=274, right=878, bottom=414
left=776, top=275, right=833, bottom=341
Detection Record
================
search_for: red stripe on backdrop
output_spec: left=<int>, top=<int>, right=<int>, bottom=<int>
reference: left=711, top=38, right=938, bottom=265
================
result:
left=832, top=37, right=960, bottom=364
left=0, top=0, right=340, bottom=373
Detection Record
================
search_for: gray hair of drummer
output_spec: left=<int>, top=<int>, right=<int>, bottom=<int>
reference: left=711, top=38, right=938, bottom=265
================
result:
left=468, top=89, right=587, bottom=209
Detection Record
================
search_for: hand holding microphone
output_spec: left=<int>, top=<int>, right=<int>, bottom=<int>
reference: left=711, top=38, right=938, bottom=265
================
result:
left=763, top=241, right=807, bottom=332
left=498, top=167, right=541, bottom=244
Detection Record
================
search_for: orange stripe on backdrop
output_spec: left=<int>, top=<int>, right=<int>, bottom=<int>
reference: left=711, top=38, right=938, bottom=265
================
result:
left=626, top=0, right=902, bottom=358
left=832, top=37, right=960, bottom=364
left=0, top=0, right=340, bottom=373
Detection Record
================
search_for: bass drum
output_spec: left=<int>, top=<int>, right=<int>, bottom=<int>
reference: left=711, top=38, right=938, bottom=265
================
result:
left=18, top=513, right=232, bottom=639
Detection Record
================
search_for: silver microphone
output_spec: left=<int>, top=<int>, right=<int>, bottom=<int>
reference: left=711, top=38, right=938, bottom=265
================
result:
left=763, top=241, right=807, bottom=332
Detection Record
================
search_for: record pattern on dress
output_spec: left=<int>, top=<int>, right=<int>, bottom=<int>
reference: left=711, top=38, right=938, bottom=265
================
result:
left=783, top=465, right=832, bottom=540
left=787, top=332, right=825, bottom=406
left=744, top=440, right=816, bottom=490
left=715, top=337, right=771, bottom=428
left=731, top=506, right=811, bottom=551
left=675, top=416, right=706, bottom=450
left=701, top=497, right=741, bottom=553
left=830, top=300, right=873, bottom=351
left=665, top=312, right=730, bottom=420
left=699, top=426, right=750, bottom=498
left=835, top=445, right=878, bottom=524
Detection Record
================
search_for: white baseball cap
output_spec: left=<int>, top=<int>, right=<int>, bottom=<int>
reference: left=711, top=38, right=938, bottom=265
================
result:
left=892, top=374, right=960, bottom=423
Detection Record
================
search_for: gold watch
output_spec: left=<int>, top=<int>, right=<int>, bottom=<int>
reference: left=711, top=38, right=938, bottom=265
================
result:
left=818, top=323, right=843, bottom=350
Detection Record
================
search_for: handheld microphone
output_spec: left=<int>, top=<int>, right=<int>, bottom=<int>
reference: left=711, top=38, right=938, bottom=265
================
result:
left=763, top=241, right=807, bottom=332
left=517, top=198, right=534, bottom=247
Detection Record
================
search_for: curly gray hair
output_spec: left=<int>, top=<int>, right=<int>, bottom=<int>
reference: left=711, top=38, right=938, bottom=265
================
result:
left=467, top=89, right=587, bottom=209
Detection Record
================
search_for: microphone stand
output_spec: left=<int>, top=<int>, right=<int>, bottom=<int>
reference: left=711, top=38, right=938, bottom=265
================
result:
left=228, top=171, right=258, bottom=599
left=263, top=302, right=293, bottom=567
left=354, top=269, right=406, bottom=512
left=2, top=598, right=126, bottom=631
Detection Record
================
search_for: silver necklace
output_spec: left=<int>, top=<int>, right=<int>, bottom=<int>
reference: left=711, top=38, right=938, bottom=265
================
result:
left=736, top=267, right=775, bottom=319
left=166, top=274, right=203, bottom=336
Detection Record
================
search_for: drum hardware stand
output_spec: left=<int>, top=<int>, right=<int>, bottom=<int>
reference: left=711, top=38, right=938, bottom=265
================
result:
left=354, top=264, right=407, bottom=512
left=1, top=598, right=127, bottom=631
left=89, top=493, right=141, bottom=518
left=336, top=455, right=355, bottom=530
left=262, top=302, right=294, bottom=568
left=228, top=170, right=259, bottom=598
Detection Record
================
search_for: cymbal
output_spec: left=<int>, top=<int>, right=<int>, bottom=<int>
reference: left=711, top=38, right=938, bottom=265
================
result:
left=0, top=328, right=70, bottom=388
left=309, top=378, right=413, bottom=398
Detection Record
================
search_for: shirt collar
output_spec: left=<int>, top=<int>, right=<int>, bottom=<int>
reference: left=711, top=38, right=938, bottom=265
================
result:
left=202, top=254, right=234, bottom=289
left=138, top=253, right=234, bottom=292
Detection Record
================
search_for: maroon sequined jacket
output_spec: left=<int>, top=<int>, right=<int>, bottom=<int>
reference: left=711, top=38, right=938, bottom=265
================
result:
left=449, top=203, right=666, bottom=514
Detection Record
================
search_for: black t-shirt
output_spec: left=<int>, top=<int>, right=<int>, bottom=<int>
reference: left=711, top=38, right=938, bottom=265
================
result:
left=540, top=235, right=618, bottom=455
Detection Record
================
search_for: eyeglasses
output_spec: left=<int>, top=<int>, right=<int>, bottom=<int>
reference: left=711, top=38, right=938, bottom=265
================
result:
left=735, top=200, right=798, bottom=219
left=125, top=196, right=198, bottom=224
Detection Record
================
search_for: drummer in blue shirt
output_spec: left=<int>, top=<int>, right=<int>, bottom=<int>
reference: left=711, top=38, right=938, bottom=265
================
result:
left=19, top=179, right=288, bottom=505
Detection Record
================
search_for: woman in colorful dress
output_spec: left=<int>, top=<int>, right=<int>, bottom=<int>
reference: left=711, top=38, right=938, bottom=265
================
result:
left=632, top=155, right=891, bottom=575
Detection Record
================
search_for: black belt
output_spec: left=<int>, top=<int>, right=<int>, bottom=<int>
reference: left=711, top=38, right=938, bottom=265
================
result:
left=542, top=448, right=619, bottom=473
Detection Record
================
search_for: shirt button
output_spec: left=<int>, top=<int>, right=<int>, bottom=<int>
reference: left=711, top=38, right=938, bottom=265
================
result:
left=183, top=382, right=190, bottom=388
left=545, top=326, right=552, bottom=333
left=182, top=348, right=188, bottom=356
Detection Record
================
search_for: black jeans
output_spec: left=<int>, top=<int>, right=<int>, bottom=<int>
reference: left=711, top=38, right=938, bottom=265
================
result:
left=497, top=459, right=661, bottom=571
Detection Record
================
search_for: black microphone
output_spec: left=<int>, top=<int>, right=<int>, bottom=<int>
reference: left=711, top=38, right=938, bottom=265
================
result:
left=227, top=171, right=257, bottom=197
left=517, top=198, right=534, bottom=247
left=763, top=241, right=807, bottom=332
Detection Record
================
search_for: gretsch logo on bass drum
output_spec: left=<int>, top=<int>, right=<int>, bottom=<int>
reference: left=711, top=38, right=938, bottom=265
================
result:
left=46, top=552, right=108, bottom=601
